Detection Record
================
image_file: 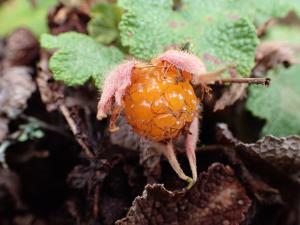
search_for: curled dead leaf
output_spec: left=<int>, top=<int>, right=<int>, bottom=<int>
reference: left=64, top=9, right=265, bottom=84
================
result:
left=48, top=3, right=90, bottom=35
left=217, top=123, right=300, bottom=189
left=239, top=135, right=300, bottom=176
left=36, top=50, right=64, bottom=112
left=253, top=41, right=297, bottom=77
left=0, top=67, right=36, bottom=118
left=116, top=163, right=251, bottom=225
left=110, top=115, right=162, bottom=181
left=110, top=115, right=141, bottom=151
left=0, top=117, right=9, bottom=142
left=214, top=83, right=248, bottom=112
left=0, top=168, right=23, bottom=223
left=4, top=28, right=39, bottom=67
left=216, top=123, right=300, bottom=176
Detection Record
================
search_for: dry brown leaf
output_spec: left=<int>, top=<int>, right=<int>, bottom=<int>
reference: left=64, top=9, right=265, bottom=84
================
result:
left=116, top=163, right=251, bottom=225
left=48, top=3, right=90, bottom=35
left=0, top=168, right=24, bottom=224
left=216, top=123, right=300, bottom=182
left=214, top=83, right=248, bottom=112
left=0, top=67, right=36, bottom=118
left=139, top=146, right=162, bottom=182
left=4, top=28, right=39, bottom=67
left=36, top=50, right=64, bottom=112
left=253, top=41, right=297, bottom=77
left=110, top=115, right=162, bottom=181
left=0, top=117, right=9, bottom=142
left=110, top=115, right=141, bottom=151
left=215, top=123, right=240, bottom=146
left=239, top=135, right=300, bottom=175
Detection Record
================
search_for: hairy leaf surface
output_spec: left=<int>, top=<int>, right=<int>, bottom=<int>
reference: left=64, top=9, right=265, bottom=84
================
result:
left=41, top=32, right=124, bottom=86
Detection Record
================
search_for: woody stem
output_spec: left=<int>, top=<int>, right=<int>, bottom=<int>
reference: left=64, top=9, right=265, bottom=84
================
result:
left=214, top=77, right=270, bottom=86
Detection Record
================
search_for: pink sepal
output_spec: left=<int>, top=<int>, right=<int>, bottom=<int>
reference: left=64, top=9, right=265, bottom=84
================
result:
left=156, top=50, right=206, bottom=75
left=97, top=61, right=135, bottom=120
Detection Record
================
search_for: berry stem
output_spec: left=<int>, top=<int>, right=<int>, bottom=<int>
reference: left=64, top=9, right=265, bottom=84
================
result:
left=214, top=77, right=270, bottom=86
left=163, top=142, right=192, bottom=182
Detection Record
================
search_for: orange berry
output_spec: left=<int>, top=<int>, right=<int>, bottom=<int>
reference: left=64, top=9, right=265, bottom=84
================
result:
left=123, top=62, right=199, bottom=142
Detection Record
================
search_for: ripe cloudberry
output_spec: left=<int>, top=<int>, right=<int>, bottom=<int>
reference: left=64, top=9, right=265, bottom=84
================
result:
left=123, top=61, right=199, bottom=142
left=97, top=50, right=269, bottom=189
left=97, top=50, right=207, bottom=189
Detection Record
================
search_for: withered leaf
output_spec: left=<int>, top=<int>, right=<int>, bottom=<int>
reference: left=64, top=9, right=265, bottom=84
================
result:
left=4, top=28, right=39, bottom=67
left=214, top=83, right=248, bottom=112
left=48, top=3, right=90, bottom=35
left=138, top=146, right=161, bottom=182
left=217, top=123, right=300, bottom=183
left=216, top=123, right=240, bottom=146
left=0, top=67, right=36, bottom=118
left=67, top=158, right=111, bottom=190
left=110, top=115, right=163, bottom=182
left=36, top=50, right=64, bottom=112
left=0, top=168, right=23, bottom=223
left=110, top=115, right=141, bottom=151
left=239, top=135, right=300, bottom=175
left=0, top=117, right=9, bottom=142
left=253, top=41, right=296, bottom=77
left=116, top=163, right=251, bottom=225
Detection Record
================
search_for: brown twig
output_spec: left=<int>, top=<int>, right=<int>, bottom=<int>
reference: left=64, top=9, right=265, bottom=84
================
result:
left=256, top=19, right=276, bottom=37
left=20, top=114, right=69, bottom=138
left=93, top=172, right=101, bottom=219
left=214, top=77, right=271, bottom=86
left=59, top=104, right=94, bottom=158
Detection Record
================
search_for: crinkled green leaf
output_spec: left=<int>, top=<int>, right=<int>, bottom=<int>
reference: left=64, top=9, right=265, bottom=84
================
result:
left=18, top=121, right=45, bottom=142
left=88, top=3, right=123, bottom=44
left=226, top=0, right=300, bottom=25
left=0, top=0, right=56, bottom=36
left=40, top=32, right=124, bottom=86
left=246, top=65, right=300, bottom=136
left=119, top=0, right=259, bottom=77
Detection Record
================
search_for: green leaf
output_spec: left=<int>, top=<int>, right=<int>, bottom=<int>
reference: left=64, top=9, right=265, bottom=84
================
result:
left=40, top=32, right=124, bottom=86
left=18, top=121, right=45, bottom=142
left=225, top=0, right=300, bottom=25
left=246, top=65, right=300, bottom=137
left=88, top=3, right=123, bottom=44
left=0, top=0, right=57, bottom=36
left=119, top=0, right=259, bottom=77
